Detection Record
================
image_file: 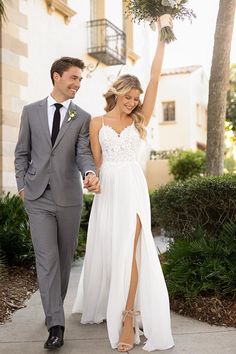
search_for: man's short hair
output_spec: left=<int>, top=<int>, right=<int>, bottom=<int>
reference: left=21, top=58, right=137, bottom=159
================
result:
left=50, top=57, right=85, bottom=84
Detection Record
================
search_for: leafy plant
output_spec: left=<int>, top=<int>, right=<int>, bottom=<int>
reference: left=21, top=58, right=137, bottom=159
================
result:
left=168, top=150, right=206, bottom=181
left=0, top=193, right=34, bottom=265
left=163, top=222, right=236, bottom=298
left=75, top=193, right=94, bottom=259
left=0, top=252, right=6, bottom=281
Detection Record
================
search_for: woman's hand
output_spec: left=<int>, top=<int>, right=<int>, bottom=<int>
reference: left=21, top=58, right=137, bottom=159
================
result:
left=83, top=173, right=101, bottom=193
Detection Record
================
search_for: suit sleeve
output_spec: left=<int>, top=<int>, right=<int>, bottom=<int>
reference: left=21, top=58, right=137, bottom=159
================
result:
left=76, top=114, right=96, bottom=177
left=14, top=106, right=31, bottom=192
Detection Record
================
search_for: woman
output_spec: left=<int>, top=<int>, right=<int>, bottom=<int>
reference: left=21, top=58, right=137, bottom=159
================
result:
left=73, top=16, right=175, bottom=352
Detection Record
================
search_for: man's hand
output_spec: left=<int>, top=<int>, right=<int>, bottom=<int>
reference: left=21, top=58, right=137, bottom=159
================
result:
left=19, top=190, right=25, bottom=201
left=83, top=173, right=100, bottom=193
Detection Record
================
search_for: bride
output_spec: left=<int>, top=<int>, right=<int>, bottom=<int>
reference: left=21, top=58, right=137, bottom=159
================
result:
left=72, top=16, right=175, bottom=352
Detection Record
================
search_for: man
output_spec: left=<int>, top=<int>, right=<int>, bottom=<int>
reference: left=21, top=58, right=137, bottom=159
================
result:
left=14, top=57, right=99, bottom=350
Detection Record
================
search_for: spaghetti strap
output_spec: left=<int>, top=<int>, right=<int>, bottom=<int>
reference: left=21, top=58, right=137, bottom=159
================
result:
left=101, top=115, right=105, bottom=126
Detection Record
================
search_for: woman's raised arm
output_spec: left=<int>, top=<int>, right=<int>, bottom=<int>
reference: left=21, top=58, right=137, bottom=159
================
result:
left=142, top=23, right=166, bottom=126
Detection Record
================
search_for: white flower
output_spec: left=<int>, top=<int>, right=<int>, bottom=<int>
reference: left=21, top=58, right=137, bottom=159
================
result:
left=149, top=21, right=156, bottom=31
left=162, top=0, right=182, bottom=8
left=67, top=109, right=77, bottom=122
left=161, top=0, right=176, bottom=8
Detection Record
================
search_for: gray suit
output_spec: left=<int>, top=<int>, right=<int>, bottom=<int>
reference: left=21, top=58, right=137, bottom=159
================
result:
left=14, top=97, right=95, bottom=329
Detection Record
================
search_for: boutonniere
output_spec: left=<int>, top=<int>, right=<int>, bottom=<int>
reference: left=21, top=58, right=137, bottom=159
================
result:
left=67, top=109, right=77, bottom=122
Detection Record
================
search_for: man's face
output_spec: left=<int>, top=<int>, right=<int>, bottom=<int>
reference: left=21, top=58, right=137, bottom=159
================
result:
left=53, top=66, right=83, bottom=100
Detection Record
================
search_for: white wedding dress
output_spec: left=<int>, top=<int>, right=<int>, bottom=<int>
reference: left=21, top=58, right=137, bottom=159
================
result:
left=72, top=120, right=174, bottom=351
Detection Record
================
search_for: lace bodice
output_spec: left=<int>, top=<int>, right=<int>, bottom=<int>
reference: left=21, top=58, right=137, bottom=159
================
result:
left=99, top=122, right=141, bottom=163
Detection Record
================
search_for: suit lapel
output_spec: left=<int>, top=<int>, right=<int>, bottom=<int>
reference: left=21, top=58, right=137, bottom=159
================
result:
left=52, top=101, right=76, bottom=151
left=38, top=98, right=52, bottom=147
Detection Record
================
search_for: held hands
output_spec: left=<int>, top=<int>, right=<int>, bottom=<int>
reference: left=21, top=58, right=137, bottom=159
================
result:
left=83, top=173, right=101, bottom=193
left=19, top=190, right=24, bottom=201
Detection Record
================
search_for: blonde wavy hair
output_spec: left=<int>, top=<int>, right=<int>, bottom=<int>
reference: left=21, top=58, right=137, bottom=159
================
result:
left=103, top=74, right=146, bottom=139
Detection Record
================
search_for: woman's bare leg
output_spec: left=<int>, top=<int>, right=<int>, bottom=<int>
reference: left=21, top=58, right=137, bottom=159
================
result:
left=118, top=215, right=141, bottom=351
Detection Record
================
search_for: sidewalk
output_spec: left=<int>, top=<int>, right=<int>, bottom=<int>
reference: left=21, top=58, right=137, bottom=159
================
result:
left=0, top=259, right=235, bottom=354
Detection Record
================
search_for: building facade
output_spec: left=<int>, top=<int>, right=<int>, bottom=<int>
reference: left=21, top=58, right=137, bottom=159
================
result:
left=148, top=65, right=208, bottom=152
left=146, top=65, right=208, bottom=189
left=0, top=1, right=209, bottom=193
left=0, top=0, right=156, bottom=193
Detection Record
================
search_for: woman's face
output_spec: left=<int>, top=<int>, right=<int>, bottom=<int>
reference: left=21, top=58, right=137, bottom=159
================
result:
left=117, top=88, right=140, bottom=114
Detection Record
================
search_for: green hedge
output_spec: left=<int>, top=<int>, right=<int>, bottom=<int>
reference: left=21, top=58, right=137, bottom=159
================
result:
left=150, top=175, right=236, bottom=239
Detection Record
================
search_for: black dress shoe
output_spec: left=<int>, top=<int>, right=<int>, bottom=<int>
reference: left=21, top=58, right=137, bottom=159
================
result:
left=44, top=325, right=64, bottom=350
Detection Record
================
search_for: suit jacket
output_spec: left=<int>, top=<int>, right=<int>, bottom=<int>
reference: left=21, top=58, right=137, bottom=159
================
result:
left=14, top=97, right=95, bottom=206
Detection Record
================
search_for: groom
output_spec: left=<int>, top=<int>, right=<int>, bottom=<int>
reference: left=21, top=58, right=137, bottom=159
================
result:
left=14, top=57, right=99, bottom=349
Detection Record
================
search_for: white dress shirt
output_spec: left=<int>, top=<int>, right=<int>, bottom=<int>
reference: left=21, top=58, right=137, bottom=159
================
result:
left=47, top=95, right=71, bottom=134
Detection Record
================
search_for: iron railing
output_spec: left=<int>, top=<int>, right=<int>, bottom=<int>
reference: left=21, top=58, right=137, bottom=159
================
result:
left=87, top=18, right=126, bottom=66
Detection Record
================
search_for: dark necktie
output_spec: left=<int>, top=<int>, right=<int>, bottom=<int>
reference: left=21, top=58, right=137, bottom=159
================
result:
left=51, top=103, right=63, bottom=147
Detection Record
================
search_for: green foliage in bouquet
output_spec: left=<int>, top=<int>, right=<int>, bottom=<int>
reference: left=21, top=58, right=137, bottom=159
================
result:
left=125, top=0, right=196, bottom=43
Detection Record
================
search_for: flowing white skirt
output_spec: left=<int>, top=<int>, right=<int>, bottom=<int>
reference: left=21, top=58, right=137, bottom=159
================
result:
left=72, top=160, right=174, bottom=351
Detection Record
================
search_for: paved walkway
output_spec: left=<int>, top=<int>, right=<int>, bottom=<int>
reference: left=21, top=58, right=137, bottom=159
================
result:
left=0, top=259, right=235, bottom=354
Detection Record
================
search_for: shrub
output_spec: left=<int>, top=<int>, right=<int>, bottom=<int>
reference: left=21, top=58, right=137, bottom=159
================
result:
left=0, top=193, right=34, bottom=265
left=169, top=150, right=206, bottom=181
left=151, top=175, right=236, bottom=239
left=162, top=222, right=236, bottom=298
left=0, top=252, right=6, bottom=280
left=75, top=193, right=94, bottom=258
left=150, top=190, right=159, bottom=229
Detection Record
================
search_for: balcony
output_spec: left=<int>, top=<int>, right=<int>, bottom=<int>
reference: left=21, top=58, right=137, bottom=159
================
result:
left=87, top=19, right=126, bottom=66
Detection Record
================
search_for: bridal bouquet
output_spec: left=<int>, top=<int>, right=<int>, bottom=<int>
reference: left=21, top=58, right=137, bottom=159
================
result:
left=125, top=0, right=196, bottom=43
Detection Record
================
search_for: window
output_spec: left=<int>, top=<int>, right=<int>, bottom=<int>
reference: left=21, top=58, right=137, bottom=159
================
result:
left=162, top=102, right=175, bottom=122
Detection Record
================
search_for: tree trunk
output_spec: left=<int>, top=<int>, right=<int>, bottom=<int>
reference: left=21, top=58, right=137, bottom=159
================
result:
left=206, top=0, right=236, bottom=175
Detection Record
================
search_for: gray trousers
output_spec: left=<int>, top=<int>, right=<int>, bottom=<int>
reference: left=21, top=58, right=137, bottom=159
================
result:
left=24, top=189, right=82, bottom=330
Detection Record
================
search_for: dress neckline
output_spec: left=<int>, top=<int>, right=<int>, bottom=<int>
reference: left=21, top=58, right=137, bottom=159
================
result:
left=101, top=122, right=134, bottom=137
left=101, top=116, right=134, bottom=136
